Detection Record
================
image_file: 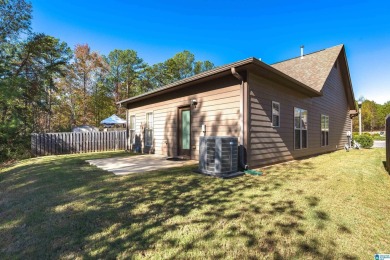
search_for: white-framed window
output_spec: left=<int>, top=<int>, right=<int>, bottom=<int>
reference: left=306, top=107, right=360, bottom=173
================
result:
left=321, top=115, right=329, bottom=146
left=294, top=107, right=308, bottom=149
left=272, top=101, right=280, bottom=127
left=145, top=112, right=153, bottom=146
left=129, top=115, right=136, bottom=144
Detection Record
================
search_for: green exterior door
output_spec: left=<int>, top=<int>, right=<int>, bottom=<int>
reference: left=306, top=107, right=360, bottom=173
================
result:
left=179, top=107, right=191, bottom=157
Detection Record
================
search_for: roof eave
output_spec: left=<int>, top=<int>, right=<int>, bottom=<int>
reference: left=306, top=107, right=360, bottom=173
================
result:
left=339, top=46, right=357, bottom=111
left=250, top=59, right=322, bottom=97
left=349, top=110, right=359, bottom=119
left=117, top=58, right=256, bottom=105
left=118, top=57, right=322, bottom=106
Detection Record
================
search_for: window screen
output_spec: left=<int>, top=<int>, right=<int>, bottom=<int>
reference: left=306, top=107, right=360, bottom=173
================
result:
left=272, top=101, right=280, bottom=127
left=321, top=115, right=329, bottom=146
left=145, top=112, right=153, bottom=146
left=294, top=108, right=308, bottom=149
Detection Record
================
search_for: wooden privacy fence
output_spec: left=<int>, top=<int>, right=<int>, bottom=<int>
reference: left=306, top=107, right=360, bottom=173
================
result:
left=31, top=131, right=126, bottom=156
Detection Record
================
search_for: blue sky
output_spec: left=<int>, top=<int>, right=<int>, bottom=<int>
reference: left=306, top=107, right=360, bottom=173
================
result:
left=31, top=0, right=390, bottom=104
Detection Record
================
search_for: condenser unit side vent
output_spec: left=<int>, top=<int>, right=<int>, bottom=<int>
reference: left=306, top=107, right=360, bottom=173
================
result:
left=199, top=136, right=238, bottom=176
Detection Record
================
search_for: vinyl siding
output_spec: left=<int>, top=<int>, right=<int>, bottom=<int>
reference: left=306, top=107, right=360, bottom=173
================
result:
left=248, top=59, right=352, bottom=167
left=126, top=76, right=241, bottom=160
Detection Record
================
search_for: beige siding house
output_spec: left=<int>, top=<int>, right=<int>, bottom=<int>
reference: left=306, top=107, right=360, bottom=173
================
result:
left=119, top=45, right=357, bottom=168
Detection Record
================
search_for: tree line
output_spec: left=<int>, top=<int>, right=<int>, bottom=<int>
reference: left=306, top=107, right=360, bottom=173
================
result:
left=0, top=0, right=214, bottom=161
left=353, top=98, right=390, bottom=132
left=1, top=0, right=389, bottom=162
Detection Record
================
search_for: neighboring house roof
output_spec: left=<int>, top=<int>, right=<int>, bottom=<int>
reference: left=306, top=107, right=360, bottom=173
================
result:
left=118, top=44, right=356, bottom=110
left=72, top=125, right=99, bottom=132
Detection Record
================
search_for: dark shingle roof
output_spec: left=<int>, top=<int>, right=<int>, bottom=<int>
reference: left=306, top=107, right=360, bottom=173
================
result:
left=271, top=45, right=344, bottom=92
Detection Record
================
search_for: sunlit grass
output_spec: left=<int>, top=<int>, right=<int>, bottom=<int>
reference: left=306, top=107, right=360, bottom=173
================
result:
left=0, top=149, right=389, bottom=259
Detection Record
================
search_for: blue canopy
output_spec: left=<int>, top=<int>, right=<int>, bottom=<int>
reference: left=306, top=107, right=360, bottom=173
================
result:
left=100, top=114, right=126, bottom=125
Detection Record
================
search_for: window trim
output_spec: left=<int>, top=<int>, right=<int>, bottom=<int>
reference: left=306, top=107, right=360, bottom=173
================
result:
left=321, top=114, right=329, bottom=147
left=145, top=112, right=153, bottom=147
left=129, top=115, right=136, bottom=144
left=294, top=107, right=308, bottom=150
left=272, top=101, right=280, bottom=127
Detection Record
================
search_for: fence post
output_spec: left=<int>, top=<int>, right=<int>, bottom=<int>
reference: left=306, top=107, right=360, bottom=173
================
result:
left=44, top=134, right=48, bottom=155
left=38, top=134, right=42, bottom=156
left=115, top=131, right=118, bottom=151
left=31, top=133, right=36, bottom=156
left=386, top=115, right=390, bottom=172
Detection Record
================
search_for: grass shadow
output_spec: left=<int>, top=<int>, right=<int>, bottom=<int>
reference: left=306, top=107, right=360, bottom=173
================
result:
left=1, top=150, right=380, bottom=259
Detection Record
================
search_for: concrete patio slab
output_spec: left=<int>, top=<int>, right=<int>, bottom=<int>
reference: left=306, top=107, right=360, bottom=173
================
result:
left=86, top=154, right=197, bottom=175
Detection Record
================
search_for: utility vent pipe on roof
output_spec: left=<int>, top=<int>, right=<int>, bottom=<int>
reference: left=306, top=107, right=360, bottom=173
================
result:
left=300, top=45, right=304, bottom=59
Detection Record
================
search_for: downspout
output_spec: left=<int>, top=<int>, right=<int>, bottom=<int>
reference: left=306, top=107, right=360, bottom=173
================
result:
left=231, top=67, right=249, bottom=170
left=125, top=105, right=130, bottom=151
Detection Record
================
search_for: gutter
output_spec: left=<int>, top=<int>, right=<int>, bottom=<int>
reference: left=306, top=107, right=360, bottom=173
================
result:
left=117, top=57, right=320, bottom=106
left=349, top=110, right=359, bottom=119
left=231, top=67, right=249, bottom=170
left=252, top=59, right=322, bottom=97
left=117, top=58, right=256, bottom=105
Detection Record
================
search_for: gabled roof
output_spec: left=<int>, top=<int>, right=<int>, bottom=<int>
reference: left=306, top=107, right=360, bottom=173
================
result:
left=118, top=58, right=321, bottom=105
left=118, top=44, right=356, bottom=111
left=270, top=44, right=356, bottom=111
left=271, top=45, right=344, bottom=92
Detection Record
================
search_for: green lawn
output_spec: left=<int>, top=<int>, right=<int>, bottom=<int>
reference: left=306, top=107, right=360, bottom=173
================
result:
left=1, top=149, right=389, bottom=259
